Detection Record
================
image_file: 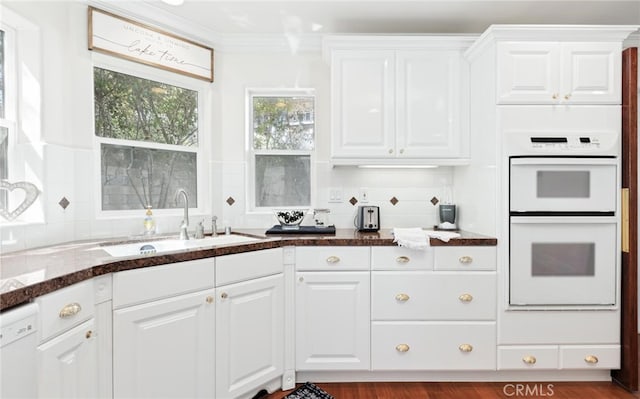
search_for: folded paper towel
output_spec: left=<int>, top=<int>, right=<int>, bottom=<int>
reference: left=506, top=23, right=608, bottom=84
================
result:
left=392, top=227, right=461, bottom=250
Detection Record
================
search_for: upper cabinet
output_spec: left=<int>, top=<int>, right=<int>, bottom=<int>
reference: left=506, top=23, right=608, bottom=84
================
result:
left=497, top=42, right=621, bottom=104
left=465, top=25, right=639, bottom=106
left=325, top=37, right=475, bottom=165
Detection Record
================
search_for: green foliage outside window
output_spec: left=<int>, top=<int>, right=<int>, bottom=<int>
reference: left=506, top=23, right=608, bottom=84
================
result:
left=94, top=67, right=198, bottom=146
left=252, top=96, right=314, bottom=151
left=94, top=67, right=199, bottom=211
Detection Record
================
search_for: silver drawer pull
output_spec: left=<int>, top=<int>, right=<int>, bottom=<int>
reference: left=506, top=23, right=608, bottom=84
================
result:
left=59, top=303, right=82, bottom=319
left=396, top=256, right=410, bottom=264
left=459, top=256, right=473, bottom=264
left=326, top=256, right=340, bottom=264
left=395, top=344, right=410, bottom=352
left=395, top=293, right=410, bottom=302
left=522, top=355, right=537, bottom=365
left=584, top=355, right=599, bottom=364
left=458, top=344, right=473, bottom=352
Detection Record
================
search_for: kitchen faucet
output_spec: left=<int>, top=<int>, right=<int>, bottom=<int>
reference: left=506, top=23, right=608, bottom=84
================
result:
left=175, top=188, right=190, bottom=240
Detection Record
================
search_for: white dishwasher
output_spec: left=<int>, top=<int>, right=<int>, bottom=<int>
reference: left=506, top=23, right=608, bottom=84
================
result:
left=0, top=303, right=38, bottom=399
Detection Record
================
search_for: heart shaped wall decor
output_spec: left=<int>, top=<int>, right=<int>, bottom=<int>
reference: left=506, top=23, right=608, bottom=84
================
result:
left=0, top=180, right=40, bottom=221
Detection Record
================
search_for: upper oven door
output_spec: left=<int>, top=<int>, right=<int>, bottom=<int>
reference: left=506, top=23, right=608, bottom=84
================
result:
left=510, top=157, right=617, bottom=214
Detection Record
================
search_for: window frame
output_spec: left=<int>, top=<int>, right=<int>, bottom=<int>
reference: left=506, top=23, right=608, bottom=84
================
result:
left=246, top=88, right=316, bottom=213
left=92, top=53, right=210, bottom=218
left=0, top=7, right=44, bottom=226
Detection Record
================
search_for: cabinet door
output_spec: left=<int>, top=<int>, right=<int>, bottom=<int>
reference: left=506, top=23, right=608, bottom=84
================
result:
left=331, top=50, right=395, bottom=158
left=561, top=42, right=621, bottom=104
left=37, top=319, right=98, bottom=399
left=497, top=42, right=560, bottom=104
left=113, top=289, right=215, bottom=399
left=295, top=271, right=370, bottom=370
left=396, top=50, right=462, bottom=157
left=216, top=274, right=284, bottom=399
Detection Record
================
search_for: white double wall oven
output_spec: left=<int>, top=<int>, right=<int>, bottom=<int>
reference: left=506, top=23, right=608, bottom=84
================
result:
left=506, top=109, right=621, bottom=308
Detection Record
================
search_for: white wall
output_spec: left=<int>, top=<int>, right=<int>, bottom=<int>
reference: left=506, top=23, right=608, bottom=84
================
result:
left=1, top=1, right=454, bottom=253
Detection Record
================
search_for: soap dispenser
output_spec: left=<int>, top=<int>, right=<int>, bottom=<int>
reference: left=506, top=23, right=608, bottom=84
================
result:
left=143, top=206, right=156, bottom=235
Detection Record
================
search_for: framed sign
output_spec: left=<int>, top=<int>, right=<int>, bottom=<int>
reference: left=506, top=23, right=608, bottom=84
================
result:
left=88, top=6, right=214, bottom=82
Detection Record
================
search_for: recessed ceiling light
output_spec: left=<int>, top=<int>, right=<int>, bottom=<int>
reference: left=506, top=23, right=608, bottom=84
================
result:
left=161, top=0, right=184, bottom=6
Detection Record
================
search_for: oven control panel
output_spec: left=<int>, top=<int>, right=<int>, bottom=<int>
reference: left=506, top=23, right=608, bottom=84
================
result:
left=507, top=133, right=619, bottom=156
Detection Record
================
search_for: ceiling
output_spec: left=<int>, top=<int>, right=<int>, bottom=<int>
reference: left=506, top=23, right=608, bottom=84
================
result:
left=135, top=0, right=640, bottom=36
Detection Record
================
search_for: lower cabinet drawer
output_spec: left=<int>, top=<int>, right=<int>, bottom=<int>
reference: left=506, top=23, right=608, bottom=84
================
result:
left=37, top=279, right=95, bottom=342
left=498, top=346, right=559, bottom=370
left=434, top=246, right=496, bottom=271
left=371, top=272, right=496, bottom=320
left=371, top=322, right=496, bottom=370
left=560, top=345, right=620, bottom=369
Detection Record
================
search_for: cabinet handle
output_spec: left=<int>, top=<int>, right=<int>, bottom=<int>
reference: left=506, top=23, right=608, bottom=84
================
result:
left=395, top=344, right=410, bottom=352
left=399, top=148, right=404, bottom=154
left=326, top=256, right=340, bottom=264
left=395, top=293, right=410, bottom=302
left=388, top=148, right=394, bottom=154
left=299, top=277, right=304, bottom=282
left=458, top=344, right=473, bottom=352
left=458, top=256, right=473, bottom=264
left=85, top=330, right=93, bottom=339
left=522, top=355, right=537, bottom=365
left=396, top=256, right=410, bottom=264
left=458, top=293, right=474, bottom=303
left=221, top=292, right=228, bottom=299
left=59, top=303, right=82, bottom=319
left=206, top=296, right=214, bottom=304
left=552, top=93, right=559, bottom=100
left=584, top=355, right=599, bottom=364
left=564, top=94, right=571, bottom=100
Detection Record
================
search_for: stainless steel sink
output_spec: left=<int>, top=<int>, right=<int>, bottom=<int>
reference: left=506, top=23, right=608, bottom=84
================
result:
left=101, top=235, right=260, bottom=258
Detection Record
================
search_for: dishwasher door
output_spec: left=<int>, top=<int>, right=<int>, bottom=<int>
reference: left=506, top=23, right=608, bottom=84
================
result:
left=0, top=303, right=38, bottom=399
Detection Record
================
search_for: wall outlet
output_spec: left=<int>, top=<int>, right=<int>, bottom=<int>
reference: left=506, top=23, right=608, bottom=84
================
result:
left=359, top=188, right=369, bottom=203
left=328, top=187, right=343, bottom=203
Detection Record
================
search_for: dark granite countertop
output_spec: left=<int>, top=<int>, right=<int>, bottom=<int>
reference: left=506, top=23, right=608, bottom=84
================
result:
left=0, top=228, right=496, bottom=311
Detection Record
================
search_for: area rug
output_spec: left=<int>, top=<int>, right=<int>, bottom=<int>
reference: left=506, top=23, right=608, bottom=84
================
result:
left=284, top=382, right=334, bottom=399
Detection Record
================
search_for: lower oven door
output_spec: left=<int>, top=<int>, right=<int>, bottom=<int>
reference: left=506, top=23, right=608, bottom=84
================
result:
left=510, top=216, right=617, bottom=306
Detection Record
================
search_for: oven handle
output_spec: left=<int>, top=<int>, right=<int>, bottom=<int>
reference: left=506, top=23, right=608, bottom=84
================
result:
left=510, top=157, right=617, bottom=166
left=510, top=216, right=618, bottom=224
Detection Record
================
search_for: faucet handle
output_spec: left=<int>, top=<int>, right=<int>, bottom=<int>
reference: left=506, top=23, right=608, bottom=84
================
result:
left=211, top=215, right=218, bottom=236
left=195, top=220, right=205, bottom=239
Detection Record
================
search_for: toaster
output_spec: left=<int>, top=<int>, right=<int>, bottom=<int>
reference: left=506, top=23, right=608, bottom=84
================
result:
left=355, top=206, right=380, bottom=232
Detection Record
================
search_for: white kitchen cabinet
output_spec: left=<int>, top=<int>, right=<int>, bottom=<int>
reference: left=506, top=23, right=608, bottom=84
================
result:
left=497, top=41, right=621, bottom=104
left=371, top=321, right=496, bottom=370
left=113, top=288, right=215, bottom=399
left=371, top=271, right=496, bottom=321
left=35, top=280, right=98, bottom=399
left=396, top=50, right=463, bottom=158
left=331, top=49, right=395, bottom=159
left=112, top=257, right=215, bottom=399
left=216, top=273, right=284, bottom=399
left=295, top=271, right=370, bottom=370
left=497, top=344, right=620, bottom=370
left=326, top=37, right=471, bottom=163
left=370, top=245, right=497, bottom=372
left=37, top=318, right=98, bottom=399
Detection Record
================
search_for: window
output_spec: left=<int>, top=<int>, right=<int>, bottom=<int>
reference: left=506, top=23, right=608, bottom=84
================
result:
left=93, top=66, right=201, bottom=211
left=0, top=26, right=15, bottom=215
left=248, top=90, right=314, bottom=209
left=0, top=29, right=7, bottom=211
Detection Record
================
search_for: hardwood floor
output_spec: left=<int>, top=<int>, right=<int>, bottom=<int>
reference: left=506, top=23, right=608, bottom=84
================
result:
left=264, top=381, right=639, bottom=399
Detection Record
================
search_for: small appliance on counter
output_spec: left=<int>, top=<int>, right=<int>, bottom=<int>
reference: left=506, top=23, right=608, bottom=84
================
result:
left=355, top=205, right=380, bottom=232
left=437, top=204, right=457, bottom=230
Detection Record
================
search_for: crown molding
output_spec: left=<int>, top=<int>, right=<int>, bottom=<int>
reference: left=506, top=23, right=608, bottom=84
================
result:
left=466, top=24, right=640, bottom=61
left=84, top=0, right=322, bottom=54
